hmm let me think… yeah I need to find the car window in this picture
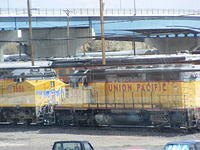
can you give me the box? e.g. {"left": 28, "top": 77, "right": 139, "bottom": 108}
{"left": 54, "top": 143, "right": 63, "bottom": 150}
{"left": 190, "top": 145, "right": 195, "bottom": 150}
{"left": 63, "top": 143, "right": 81, "bottom": 150}
{"left": 53, "top": 143, "right": 81, "bottom": 150}
{"left": 196, "top": 143, "right": 200, "bottom": 150}
{"left": 164, "top": 144, "right": 190, "bottom": 150}
{"left": 84, "top": 143, "right": 93, "bottom": 150}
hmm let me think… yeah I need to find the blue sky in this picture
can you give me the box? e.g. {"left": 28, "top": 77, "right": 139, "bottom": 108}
{"left": 0, "top": 0, "right": 200, "bottom": 9}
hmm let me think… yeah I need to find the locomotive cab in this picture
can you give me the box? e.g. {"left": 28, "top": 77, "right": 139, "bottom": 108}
{"left": 0, "top": 66, "right": 65, "bottom": 125}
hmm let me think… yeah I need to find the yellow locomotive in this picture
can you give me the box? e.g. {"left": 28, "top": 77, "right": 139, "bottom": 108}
{"left": 2, "top": 56, "right": 200, "bottom": 129}
{"left": 0, "top": 62, "right": 65, "bottom": 124}
{"left": 54, "top": 63, "right": 200, "bottom": 128}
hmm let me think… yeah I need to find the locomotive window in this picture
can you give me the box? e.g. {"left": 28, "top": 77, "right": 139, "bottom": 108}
{"left": 44, "top": 68, "right": 51, "bottom": 71}
{"left": 146, "top": 72, "right": 163, "bottom": 81}
{"left": 50, "top": 81, "right": 55, "bottom": 87}
{"left": 0, "top": 71, "right": 8, "bottom": 77}
{"left": 44, "top": 72, "right": 56, "bottom": 78}
{"left": 92, "top": 75, "right": 105, "bottom": 81}
{"left": 164, "top": 72, "right": 180, "bottom": 81}
{"left": 13, "top": 77, "right": 24, "bottom": 83}
{"left": 0, "top": 72, "right": 3, "bottom": 77}
{"left": 70, "top": 81, "right": 79, "bottom": 88}
{"left": 30, "top": 68, "right": 39, "bottom": 72}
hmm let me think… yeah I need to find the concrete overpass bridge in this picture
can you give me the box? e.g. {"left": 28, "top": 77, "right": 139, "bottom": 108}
{"left": 0, "top": 8, "right": 200, "bottom": 33}
{"left": 0, "top": 8, "right": 200, "bottom": 61}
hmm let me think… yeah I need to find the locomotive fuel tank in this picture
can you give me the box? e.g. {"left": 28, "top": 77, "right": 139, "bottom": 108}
{"left": 95, "top": 111, "right": 149, "bottom": 125}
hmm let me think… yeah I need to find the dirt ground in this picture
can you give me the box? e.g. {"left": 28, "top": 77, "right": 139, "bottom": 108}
{"left": 0, "top": 126, "right": 199, "bottom": 150}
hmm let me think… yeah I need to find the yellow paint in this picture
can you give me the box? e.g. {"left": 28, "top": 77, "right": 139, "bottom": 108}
{"left": 100, "top": 81, "right": 196, "bottom": 109}
{"left": 0, "top": 78, "right": 66, "bottom": 107}
{"left": 59, "top": 81, "right": 197, "bottom": 109}
{"left": 1, "top": 78, "right": 200, "bottom": 110}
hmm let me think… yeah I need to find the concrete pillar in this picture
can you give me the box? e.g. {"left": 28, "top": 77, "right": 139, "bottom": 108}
{"left": 192, "top": 37, "right": 200, "bottom": 51}
{"left": 0, "top": 28, "right": 91, "bottom": 59}
{"left": 145, "top": 37, "right": 199, "bottom": 54}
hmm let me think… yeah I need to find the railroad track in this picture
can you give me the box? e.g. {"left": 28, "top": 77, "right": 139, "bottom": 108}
{"left": 0, "top": 122, "right": 197, "bottom": 134}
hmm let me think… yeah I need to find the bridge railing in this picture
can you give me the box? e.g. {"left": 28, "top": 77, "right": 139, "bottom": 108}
{"left": 0, "top": 8, "right": 199, "bottom": 16}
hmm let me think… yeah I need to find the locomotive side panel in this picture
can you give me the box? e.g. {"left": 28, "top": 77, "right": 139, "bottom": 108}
{"left": 54, "top": 67, "right": 200, "bottom": 128}
{"left": 90, "top": 82, "right": 106, "bottom": 106}
{"left": 0, "top": 79, "right": 35, "bottom": 107}
{"left": 34, "top": 79, "right": 66, "bottom": 106}
{"left": 0, "top": 76, "right": 67, "bottom": 124}
{"left": 0, "top": 79, "right": 36, "bottom": 123}
{"left": 57, "top": 81, "right": 196, "bottom": 110}
{"left": 90, "top": 81, "right": 189, "bottom": 110}
{"left": 194, "top": 81, "right": 200, "bottom": 107}
{"left": 33, "top": 79, "right": 66, "bottom": 124}
{"left": 57, "top": 84, "right": 93, "bottom": 109}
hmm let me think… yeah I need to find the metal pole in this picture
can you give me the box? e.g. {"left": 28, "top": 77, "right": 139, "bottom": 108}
{"left": 27, "top": 0, "right": 34, "bottom": 66}
{"left": 133, "top": 0, "right": 136, "bottom": 16}
{"left": 67, "top": 11, "right": 70, "bottom": 57}
{"left": 64, "top": 9, "right": 70, "bottom": 57}
{"left": 7, "top": 0, "right": 10, "bottom": 14}
{"left": 100, "top": 0, "right": 106, "bottom": 65}
{"left": 132, "top": 36, "right": 136, "bottom": 55}
{"left": 133, "top": 0, "right": 136, "bottom": 55}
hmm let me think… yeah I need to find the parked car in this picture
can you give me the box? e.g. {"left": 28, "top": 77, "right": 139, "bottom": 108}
{"left": 52, "top": 141, "right": 94, "bottom": 150}
{"left": 163, "top": 141, "right": 200, "bottom": 150}
{"left": 124, "top": 149, "right": 146, "bottom": 150}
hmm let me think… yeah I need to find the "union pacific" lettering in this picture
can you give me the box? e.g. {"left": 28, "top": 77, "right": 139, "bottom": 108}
{"left": 107, "top": 83, "right": 167, "bottom": 92}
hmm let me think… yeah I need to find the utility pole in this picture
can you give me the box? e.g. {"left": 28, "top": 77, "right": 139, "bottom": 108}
{"left": 7, "top": 0, "right": 10, "bottom": 14}
{"left": 27, "top": 0, "right": 34, "bottom": 66}
{"left": 132, "top": 0, "right": 136, "bottom": 55}
{"left": 100, "top": 0, "right": 106, "bottom": 65}
{"left": 133, "top": 0, "right": 136, "bottom": 16}
{"left": 63, "top": 9, "right": 70, "bottom": 57}
{"left": 132, "top": 33, "right": 136, "bottom": 55}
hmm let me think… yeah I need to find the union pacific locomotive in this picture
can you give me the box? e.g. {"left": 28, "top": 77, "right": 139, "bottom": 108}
{"left": 0, "top": 61, "right": 65, "bottom": 124}
{"left": 54, "top": 63, "right": 200, "bottom": 129}
{"left": 1, "top": 55, "right": 200, "bottom": 129}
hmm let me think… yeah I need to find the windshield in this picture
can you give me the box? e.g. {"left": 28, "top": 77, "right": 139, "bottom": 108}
{"left": 164, "top": 144, "right": 190, "bottom": 150}
{"left": 53, "top": 142, "right": 81, "bottom": 150}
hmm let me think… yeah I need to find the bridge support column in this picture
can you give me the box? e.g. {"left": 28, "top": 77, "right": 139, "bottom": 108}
{"left": 191, "top": 37, "right": 200, "bottom": 51}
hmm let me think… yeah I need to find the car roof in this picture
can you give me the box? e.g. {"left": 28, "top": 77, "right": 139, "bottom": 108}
{"left": 166, "top": 141, "right": 200, "bottom": 145}
{"left": 54, "top": 141, "right": 89, "bottom": 143}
